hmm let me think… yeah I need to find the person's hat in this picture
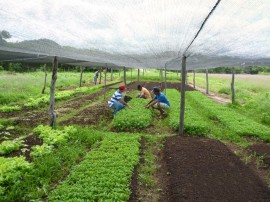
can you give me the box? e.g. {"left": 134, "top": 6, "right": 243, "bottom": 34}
{"left": 119, "top": 85, "right": 127, "bottom": 91}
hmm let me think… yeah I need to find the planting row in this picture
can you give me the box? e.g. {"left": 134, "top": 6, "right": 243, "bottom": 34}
{"left": 0, "top": 126, "right": 103, "bottom": 201}
{"left": 0, "top": 80, "right": 119, "bottom": 112}
{"left": 167, "top": 89, "right": 210, "bottom": 136}
{"left": 112, "top": 98, "right": 153, "bottom": 131}
{"left": 49, "top": 133, "right": 141, "bottom": 201}
{"left": 186, "top": 91, "right": 270, "bottom": 141}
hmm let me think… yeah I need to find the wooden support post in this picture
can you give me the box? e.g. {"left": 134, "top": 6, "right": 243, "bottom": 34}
{"left": 41, "top": 64, "right": 47, "bottom": 94}
{"left": 104, "top": 64, "right": 107, "bottom": 100}
{"left": 164, "top": 64, "right": 167, "bottom": 95}
{"left": 49, "top": 56, "right": 58, "bottom": 128}
{"left": 99, "top": 68, "right": 102, "bottom": 84}
{"left": 124, "top": 67, "right": 127, "bottom": 86}
{"left": 138, "top": 69, "right": 140, "bottom": 82}
{"left": 193, "top": 70, "right": 196, "bottom": 88}
{"left": 79, "top": 66, "right": 83, "bottom": 87}
{"left": 206, "top": 69, "right": 209, "bottom": 94}
{"left": 160, "top": 69, "right": 164, "bottom": 89}
{"left": 130, "top": 68, "right": 132, "bottom": 83}
{"left": 111, "top": 67, "right": 113, "bottom": 81}
{"left": 231, "top": 67, "right": 235, "bottom": 104}
{"left": 179, "top": 56, "right": 186, "bottom": 136}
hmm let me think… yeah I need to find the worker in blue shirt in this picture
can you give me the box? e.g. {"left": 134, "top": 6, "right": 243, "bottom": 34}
{"left": 145, "top": 87, "right": 170, "bottom": 119}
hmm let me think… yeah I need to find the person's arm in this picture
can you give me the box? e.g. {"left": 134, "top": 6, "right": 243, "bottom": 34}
{"left": 145, "top": 98, "right": 158, "bottom": 108}
{"left": 145, "top": 99, "right": 158, "bottom": 108}
{"left": 119, "top": 99, "right": 131, "bottom": 108}
{"left": 145, "top": 98, "right": 155, "bottom": 106}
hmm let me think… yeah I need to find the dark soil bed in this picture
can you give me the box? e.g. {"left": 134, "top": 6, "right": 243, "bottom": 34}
{"left": 160, "top": 136, "right": 270, "bottom": 202}
{"left": 60, "top": 102, "right": 112, "bottom": 126}
{"left": 14, "top": 111, "right": 49, "bottom": 128}
{"left": 4, "top": 134, "right": 43, "bottom": 162}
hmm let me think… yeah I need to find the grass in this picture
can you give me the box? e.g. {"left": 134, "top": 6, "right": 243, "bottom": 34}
{"left": 0, "top": 71, "right": 120, "bottom": 105}
{"left": 121, "top": 69, "right": 181, "bottom": 82}
{"left": 137, "top": 134, "right": 167, "bottom": 202}
{"left": 189, "top": 73, "right": 270, "bottom": 126}
{"left": 1, "top": 70, "right": 270, "bottom": 201}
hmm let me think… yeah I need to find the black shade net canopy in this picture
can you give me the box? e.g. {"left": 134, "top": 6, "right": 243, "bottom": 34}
{"left": 0, "top": 0, "right": 270, "bottom": 70}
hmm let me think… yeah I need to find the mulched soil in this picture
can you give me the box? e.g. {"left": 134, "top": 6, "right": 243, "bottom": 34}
{"left": 4, "top": 134, "right": 43, "bottom": 162}
{"left": 14, "top": 111, "right": 50, "bottom": 128}
{"left": 0, "top": 128, "right": 22, "bottom": 144}
{"left": 2, "top": 90, "right": 109, "bottom": 128}
{"left": 60, "top": 102, "right": 112, "bottom": 126}
{"left": 159, "top": 135, "right": 270, "bottom": 202}
{"left": 249, "top": 143, "right": 270, "bottom": 167}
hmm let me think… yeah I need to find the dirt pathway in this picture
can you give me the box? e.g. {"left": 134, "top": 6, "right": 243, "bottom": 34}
{"left": 187, "top": 83, "right": 231, "bottom": 104}
{"left": 160, "top": 136, "right": 270, "bottom": 202}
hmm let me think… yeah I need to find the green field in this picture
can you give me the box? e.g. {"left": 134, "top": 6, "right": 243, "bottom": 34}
{"left": 1, "top": 70, "right": 270, "bottom": 201}
{"left": 188, "top": 73, "right": 270, "bottom": 126}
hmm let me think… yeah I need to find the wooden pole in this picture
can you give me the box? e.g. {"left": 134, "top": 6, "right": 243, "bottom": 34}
{"left": 179, "top": 56, "right": 186, "bottom": 136}
{"left": 164, "top": 64, "right": 167, "bottom": 95}
{"left": 124, "top": 67, "right": 127, "bottom": 86}
{"left": 231, "top": 67, "right": 235, "bottom": 104}
{"left": 111, "top": 67, "right": 113, "bottom": 81}
{"left": 41, "top": 64, "right": 47, "bottom": 94}
{"left": 99, "top": 68, "right": 102, "bottom": 84}
{"left": 193, "top": 70, "right": 196, "bottom": 88}
{"left": 130, "top": 68, "right": 132, "bottom": 83}
{"left": 206, "top": 69, "right": 209, "bottom": 94}
{"left": 49, "top": 56, "right": 58, "bottom": 128}
{"left": 79, "top": 66, "right": 83, "bottom": 87}
{"left": 160, "top": 69, "right": 164, "bottom": 89}
{"left": 104, "top": 64, "right": 107, "bottom": 100}
{"left": 138, "top": 68, "right": 140, "bottom": 82}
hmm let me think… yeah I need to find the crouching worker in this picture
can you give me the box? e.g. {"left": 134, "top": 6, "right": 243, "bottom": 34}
{"left": 136, "top": 85, "right": 151, "bottom": 99}
{"left": 108, "top": 85, "right": 131, "bottom": 116}
{"left": 145, "top": 87, "right": 170, "bottom": 119}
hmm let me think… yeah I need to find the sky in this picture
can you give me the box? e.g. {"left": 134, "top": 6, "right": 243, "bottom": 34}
{"left": 0, "top": 0, "right": 270, "bottom": 59}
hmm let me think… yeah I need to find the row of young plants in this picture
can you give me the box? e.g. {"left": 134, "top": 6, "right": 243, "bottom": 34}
{"left": 0, "top": 125, "right": 27, "bottom": 155}
{"left": 0, "top": 139, "right": 23, "bottom": 155}
{"left": 0, "top": 80, "right": 119, "bottom": 112}
{"left": 49, "top": 133, "right": 141, "bottom": 201}
{"left": 166, "top": 89, "right": 210, "bottom": 136}
{"left": 186, "top": 91, "right": 270, "bottom": 141}
{"left": 112, "top": 98, "right": 153, "bottom": 131}
{"left": 0, "top": 126, "right": 103, "bottom": 201}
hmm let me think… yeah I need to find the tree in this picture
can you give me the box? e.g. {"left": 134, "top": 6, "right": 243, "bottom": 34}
{"left": 0, "top": 30, "right": 11, "bottom": 44}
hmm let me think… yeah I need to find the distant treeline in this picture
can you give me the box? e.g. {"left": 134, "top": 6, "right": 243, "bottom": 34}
{"left": 194, "top": 66, "right": 270, "bottom": 74}
{"left": 0, "top": 62, "right": 104, "bottom": 73}
{"left": 1, "top": 62, "right": 270, "bottom": 74}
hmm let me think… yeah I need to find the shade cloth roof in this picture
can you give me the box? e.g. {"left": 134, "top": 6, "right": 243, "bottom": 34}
{"left": 0, "top": 0, "right": 270, "bottom": 70}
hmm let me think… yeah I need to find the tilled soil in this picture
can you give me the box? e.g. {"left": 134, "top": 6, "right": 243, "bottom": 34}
{"left": 60, "top": 102, "right": 112, "bottom": 126}
{"left": 160, "top": 136, "right": 270, "bottom": 202}
{"left": 4, "top": 134, "right": 43, "bottom": 162}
